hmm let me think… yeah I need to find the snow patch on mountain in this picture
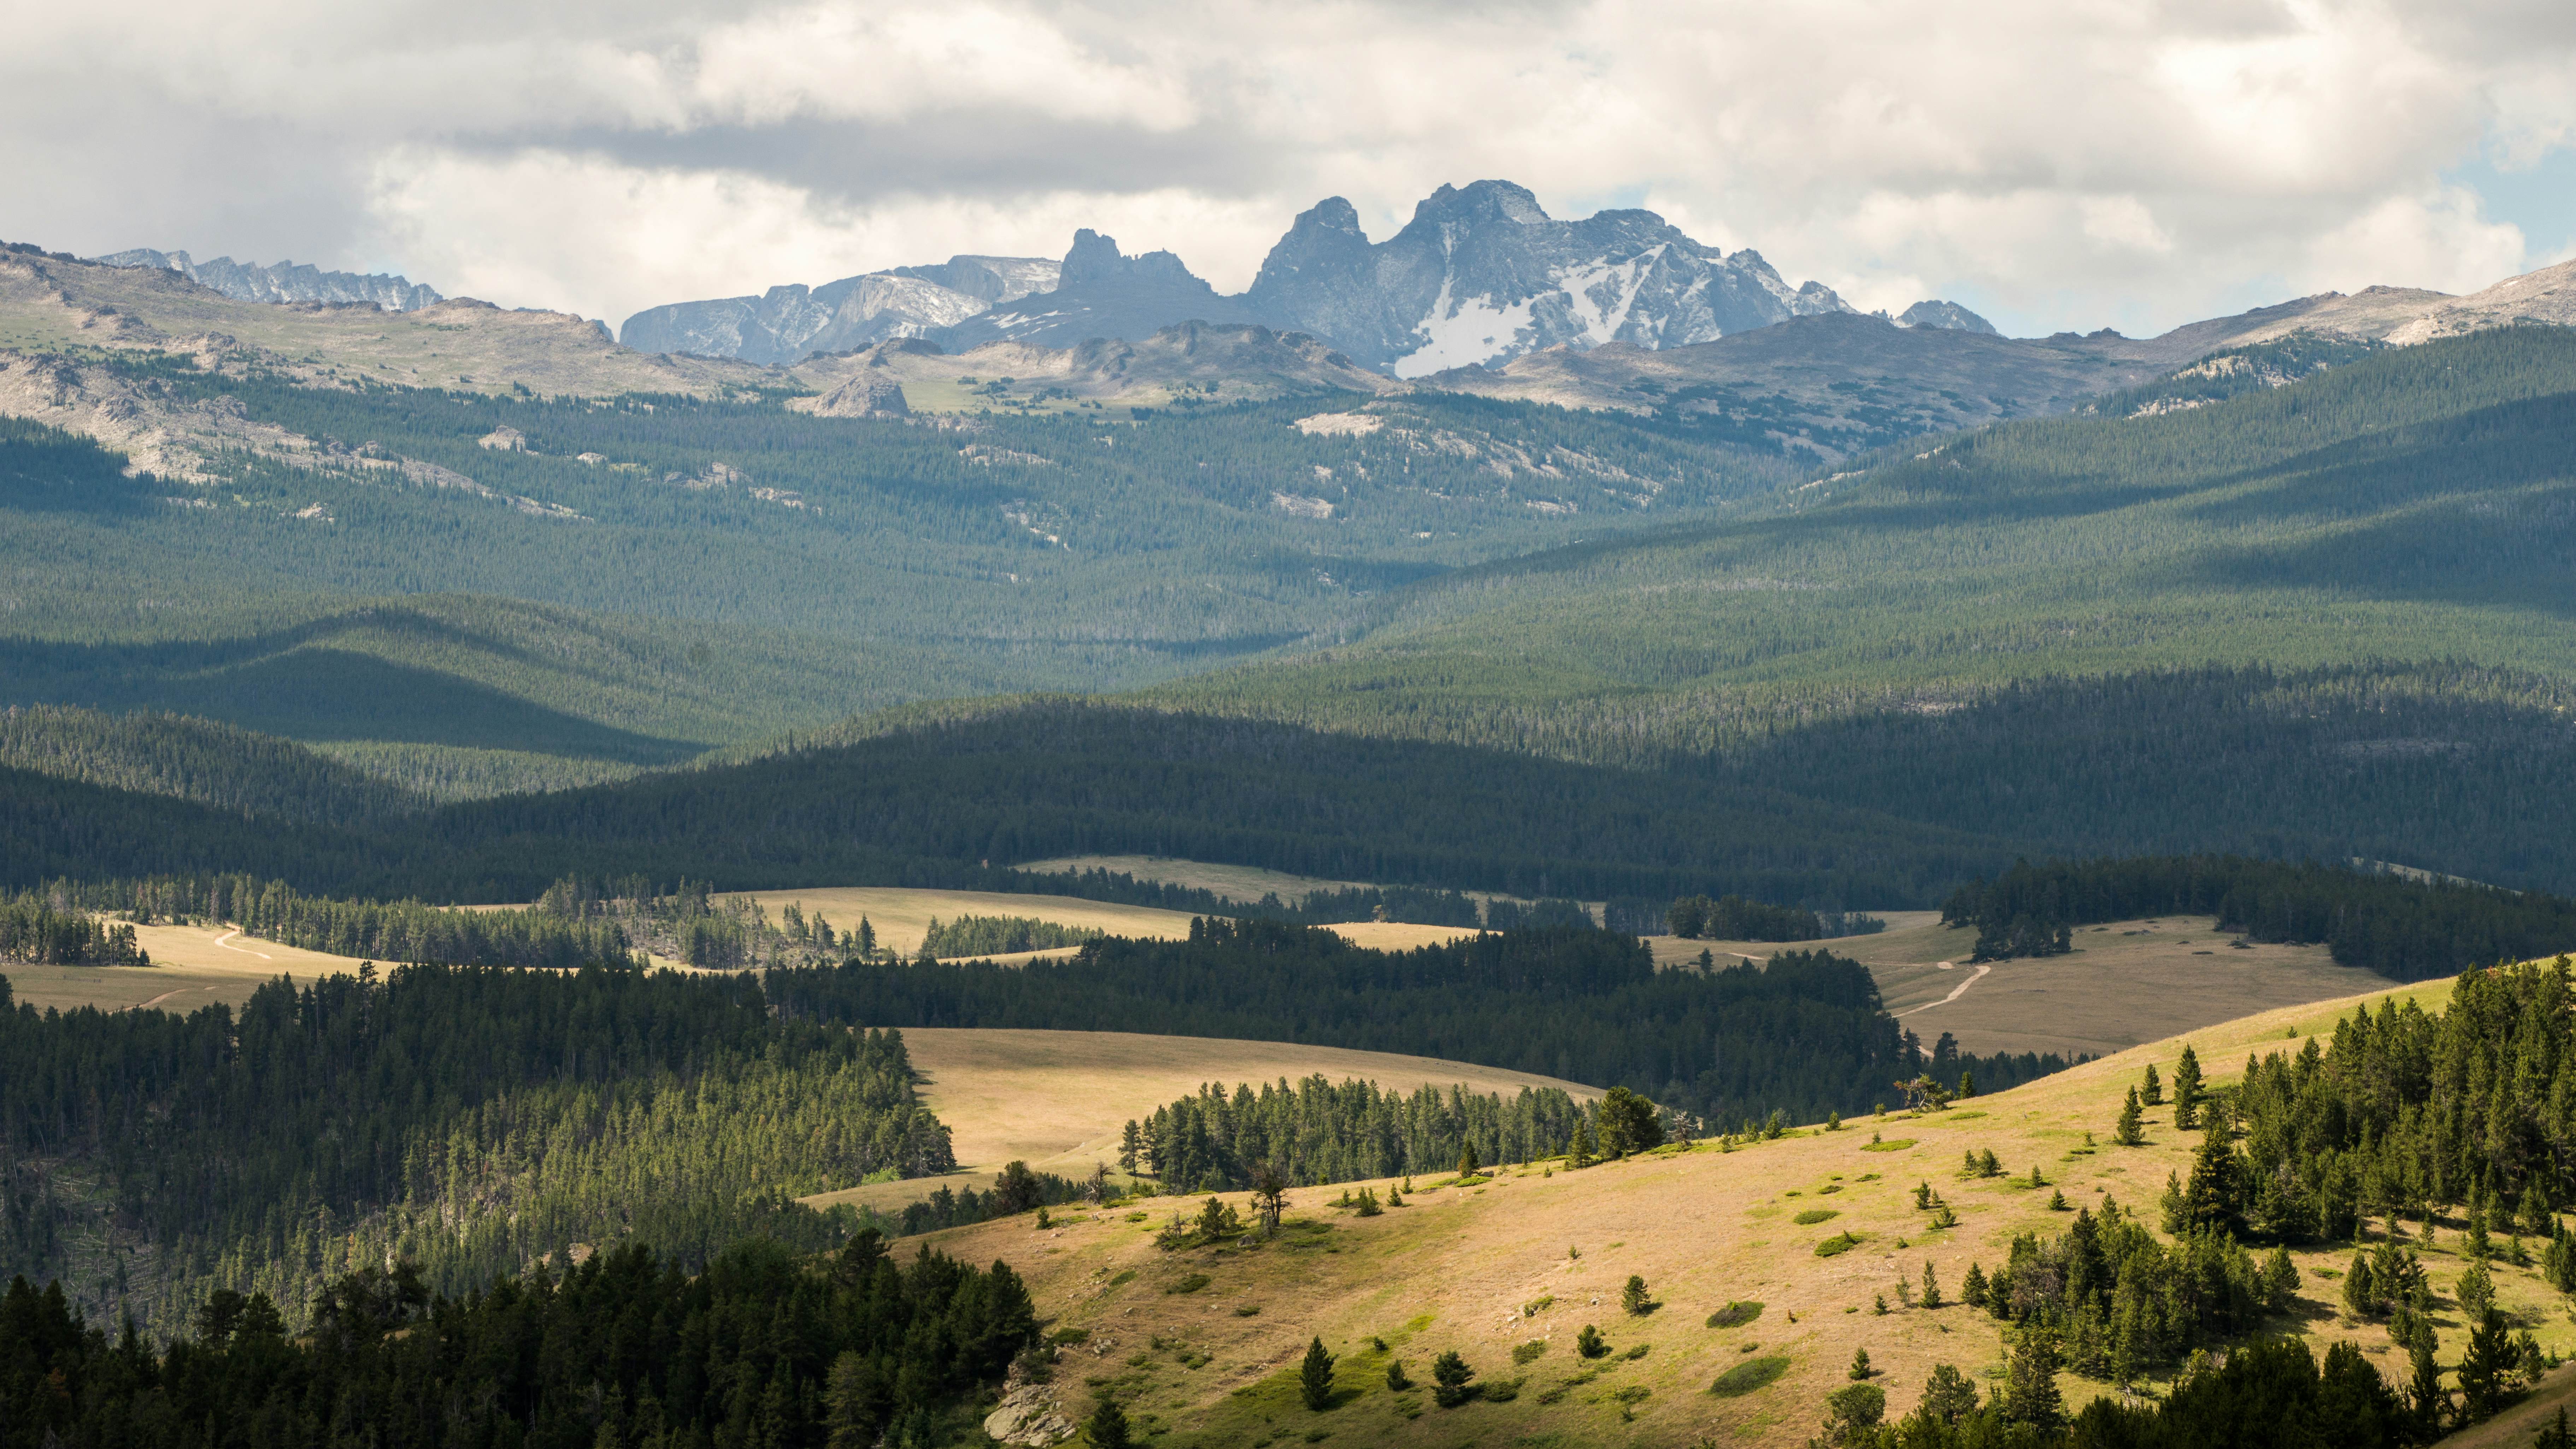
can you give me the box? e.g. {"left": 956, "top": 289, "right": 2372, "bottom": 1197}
{"left": 1397, "top": 277, "right": 1543, "bottom": 378}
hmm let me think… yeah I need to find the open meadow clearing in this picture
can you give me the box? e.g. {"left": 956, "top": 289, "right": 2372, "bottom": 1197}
{"left": 1661, "top": 914, "right": 2389, "bottom": 1060}
{"left": 800, "top": 1029, "right": 1596, "bottom": 1216}
{"left": 928, "top": 973, "right": 2554, "bottom": 1448}
{"left": 1, "top": 922, "right": 374, "bottom": 1013}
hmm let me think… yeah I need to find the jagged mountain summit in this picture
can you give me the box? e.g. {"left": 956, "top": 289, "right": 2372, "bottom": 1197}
{"left": 91, "top": 248, "right": 442, "bottom": 312}
{"left": 1895, "top": 300, "right": 1998, "bottom": 334}
{"left": 618, "top": 183, "right": 1938, "bottom": 372}
{"left": 1246, "top": 181, "right": 1856, "bottom": 374}
{"left": 619, "top": 254, "right": 1058, "bottom": 364}
{"left": 926, "top": 230, "right": 1262, "bottom": 352}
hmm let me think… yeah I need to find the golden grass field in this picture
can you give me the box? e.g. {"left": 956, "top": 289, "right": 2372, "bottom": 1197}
{"left": 922, "top": 973, "right": 2566, "bottom": 1448}
{"left": 1664, "top": 914, "right": 2388, "bottom": 1060}
{"left": 802, "top": 1030, "right": 1596, "bottom": 1217}
{"left": 0, "top": 922, "right": 376, "bottom": 1014}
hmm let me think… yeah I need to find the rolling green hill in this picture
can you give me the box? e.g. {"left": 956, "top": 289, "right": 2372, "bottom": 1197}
{"left": 0, "top": 357, "right": 1797, "bottom": 787}
{"left": 1144, "top": 326, "right": 2576, "bottom": 753}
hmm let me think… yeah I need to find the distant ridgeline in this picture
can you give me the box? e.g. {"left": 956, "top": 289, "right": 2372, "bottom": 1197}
{"left": 0, "top": 965, "right": 953, "bottom": 1338}
{"left": 1940, "top": 855, "right": 2576, "bottom": 980}
{"left": 766, "top": 920, "right": 2077, "bottom": 1129}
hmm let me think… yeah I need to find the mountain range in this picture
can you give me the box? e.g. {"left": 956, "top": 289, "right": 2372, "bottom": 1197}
{"left": 616, "top": 181, "right": 1992, "bottom": 373}
{"left": 90, "top": 247, "right": 443, "bottom": 312}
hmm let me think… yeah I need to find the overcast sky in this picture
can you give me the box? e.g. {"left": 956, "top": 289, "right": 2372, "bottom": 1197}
{"left": 10, "top": 0, "right": 2575, "bottom": 339}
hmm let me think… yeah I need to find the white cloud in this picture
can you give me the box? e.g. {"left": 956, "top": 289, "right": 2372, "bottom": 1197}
{"left": 11, "top": 0, "right": 2576, "bottom": 337}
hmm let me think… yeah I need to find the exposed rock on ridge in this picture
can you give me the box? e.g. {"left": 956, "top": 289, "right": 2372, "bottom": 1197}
{"left": 621, "top": 255, "right": 1059, "bottom": 365}
{"left": 927, "top": 231, "right": 1262, "bottom": 352}
{"left": 92, "top": 248, "right": 442, "bottom": 312}
{"left": 1245, "top": 181, "right": 1856, "bottom": 375}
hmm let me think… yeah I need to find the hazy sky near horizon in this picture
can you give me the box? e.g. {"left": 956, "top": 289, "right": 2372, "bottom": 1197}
{"left": 10, "top": 0, "right": 2575, "bottom": 339}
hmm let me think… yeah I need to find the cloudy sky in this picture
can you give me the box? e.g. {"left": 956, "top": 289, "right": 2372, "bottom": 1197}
{"left": 10, "top": 0, "right": 2575, "bottom": 339}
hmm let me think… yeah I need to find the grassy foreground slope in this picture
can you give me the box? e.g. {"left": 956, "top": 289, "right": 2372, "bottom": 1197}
{"left": 925, "top": 972, "right": 2530, "bottom": 1448}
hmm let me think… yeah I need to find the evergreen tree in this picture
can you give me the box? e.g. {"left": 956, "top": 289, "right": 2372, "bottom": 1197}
{"left": 2142, "top": 1062, "right": 2163, "bottom": 1106}
{"left": 1118, "top": 1119, "right": 1141, "bottom": 1173}
{"left": 1300, "top": 1336, "right": 1337, "bottom": 1410}
{"left": 2460, "top": 1308, "right": 2515, "bottom": 1424}
{"left": 1919, "top": 1363, "right": 1979, "bottom": 1425}
{"left": 1385, "top": 1359, "right": 1411, "bottom": 1391}
{"left": 1960, "top": 1262, "right": 1989, "bottom": 1311}
{"left": 1849, "top": 1346, "right": 1874, "bottom": 1380}
{"left": 2004, "top": 1327, "right": 2064, "bottom": 1430}
{"left": 1577, "top": 1324, "right": 1608, "bottom": 1358}
{"left": 1458, "top": 1143, "right": 1480, "bottom": 1178}
{"left": 1623, "top": 1275, "right": 1653, "bottom": 1315}
{"left": 2114, "top": 1087, "right": 2145, "bottom": 1146}
{"left": 2180, "top": 1118, "right": 2247, "bottom": 1235}
{"left": 2408, "top": 1331, "right": 2447, "bottom": 1437}
{"left": 2341, "top": 1251, "right": 2375, "bottom": 1318}
{"left": 2458, "top": 1259, "right": 2496, "bottom": 1320}
{"left": 1921, "top": 1261, "right": 1942, "bottom": 1309}
{"left": 1086, "top": 1397, "right": 1133, "bottom": 1449}
{"left": 1431, "top": 1350, "right": 1476, "bottom": 1407}
{"left": 2173, "top": 1044, "right": 2204, "bottom": 1131}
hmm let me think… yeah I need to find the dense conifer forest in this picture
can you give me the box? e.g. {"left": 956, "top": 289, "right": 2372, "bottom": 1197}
{"left": 0, "top": 1233, "right": 1037, "bottom": 1449}
{"left": 0, "top": 966, "right": 951, "bottom": 1336}
{"left": 765, "top": 922, "right": 2078, "bottom": 1127}
{"left": 1125, "top": 1077, "right": 1599, "bottom": 1192}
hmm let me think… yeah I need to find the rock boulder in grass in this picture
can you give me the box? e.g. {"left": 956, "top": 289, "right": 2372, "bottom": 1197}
{"left": 982, "top": 1383, "right": 1076, "bottom": 1445}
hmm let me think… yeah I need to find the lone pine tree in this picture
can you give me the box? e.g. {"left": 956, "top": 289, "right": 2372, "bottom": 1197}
{"left": 1300, "top": 1336, "right": 1336, "bottom": 1410}
{"left": 2173, "top": 1044, "right": 2204, "bottom": 1130}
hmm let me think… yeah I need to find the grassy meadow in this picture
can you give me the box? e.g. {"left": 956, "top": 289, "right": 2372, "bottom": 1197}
{"left": 1658, "top": 914, "right": 2381, "bottom": 1059}
{"left": 923, "top": 975, "right": 2543, "bottom": 1448}
{"left": 801, "top": 1029, "right": 1596, "bottom": 1216}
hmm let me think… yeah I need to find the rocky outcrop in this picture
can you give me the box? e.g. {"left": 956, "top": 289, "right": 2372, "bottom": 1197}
{"left": 928, "top": 231, "right": 1261, "bottom": 352}
{"left": 620, "top": 256, "right": 1058, "bottom": 364}
{"left": 1245, "top": 181, "right": 1855, "bottom": 375}
{"left": 1896, "top": 300, "right": 1998, "bottom": 335}
{"left": 2383, "top": 258, "right": 2576, "bottom": 346}
{"left": 91, "top": 249, "right": 442, "bottom": 312}
{"left": 787, "top": 322, "right": 1400, "bottom": 408}
{"left": 802, "top": 377, "right": 911, "bottom": 418}
{"left": 982, "top": 1383, "right": 1075, "bottom": 1446}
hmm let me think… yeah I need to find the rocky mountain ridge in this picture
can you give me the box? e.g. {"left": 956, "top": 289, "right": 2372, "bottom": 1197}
{"left": 619, "top": 182, "right": 1988, "bottom": 373}
{"left": 91, "top": 248, "right": 442, "bottom": 312}
{"left": 619, "top": 254, "right": 1060, "bottom": 364}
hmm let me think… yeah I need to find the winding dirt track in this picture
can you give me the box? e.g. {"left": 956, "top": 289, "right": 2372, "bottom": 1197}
{"left": 1893, "top": 960, "right": 1991, "bottom": 1017}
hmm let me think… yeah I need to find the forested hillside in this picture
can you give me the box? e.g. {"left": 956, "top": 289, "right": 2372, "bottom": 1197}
{"left": 0, "top": 365, "right": 1790, "bottom": 785}
{"left": 1144, "top": 327, "right": 2576, "bottom": 788}
{"left": 765, "top": 921, "right": 2080, "bottom": 1129}
{"left": 0, "top": 965, "right": 951, "bottom": 1336}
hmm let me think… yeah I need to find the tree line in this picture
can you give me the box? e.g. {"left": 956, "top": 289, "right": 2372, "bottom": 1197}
{"left": 1939, "top": 855, "right": 2576, "bottom": 979}
{"left": 921, "top": 913, "right": 1100, "bottom": 958}
{"left": 0, "top": 897, "right": 147, "bottom": 965}
{"left": 764, "top": 920, "right": 2078, "bottom": 1128}
{"left": 0, "top": 1232, "right": 1036, "bottom": 1449}
{"left": 1124, "top": 1076, "right": 1599, "bottom": 1192}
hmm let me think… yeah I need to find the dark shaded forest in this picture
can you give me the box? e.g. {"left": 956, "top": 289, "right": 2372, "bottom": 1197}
{"left": 764, "top": 921, "right": 2078, "bottom": 1127}
{"left": 0, "top": 1233, "right": 1037, "bottom": 1449}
